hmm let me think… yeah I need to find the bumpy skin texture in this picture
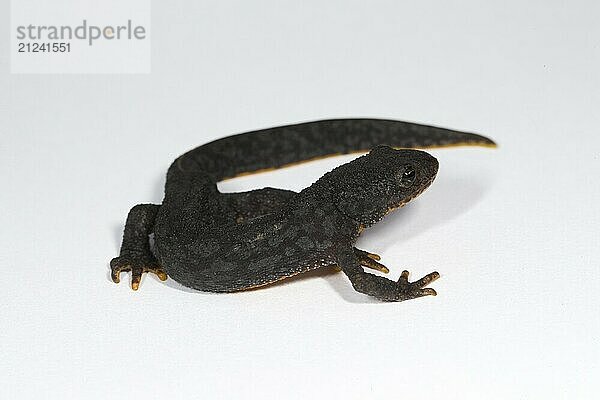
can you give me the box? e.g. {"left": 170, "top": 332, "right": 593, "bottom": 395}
{"left": 111, "top": 118, "right": 495, "bottom": 302}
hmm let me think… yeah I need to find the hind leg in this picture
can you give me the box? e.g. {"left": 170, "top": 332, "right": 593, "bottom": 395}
{"left": 111, "top": 204, "right": 168, "bottom": 290}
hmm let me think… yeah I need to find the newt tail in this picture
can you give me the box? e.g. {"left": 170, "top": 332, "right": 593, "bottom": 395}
{"left": 171, "top": 118, "right": 495, "bottom": 182}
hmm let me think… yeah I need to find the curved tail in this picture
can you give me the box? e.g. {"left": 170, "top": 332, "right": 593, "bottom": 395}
{"left": 173, "top": 118, "right": 495, "bottom": 181}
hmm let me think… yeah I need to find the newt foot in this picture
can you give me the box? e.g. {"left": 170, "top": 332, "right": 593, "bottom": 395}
{"left": 110, "top": 256, "right": 167, "bottom": 290}
{"left": 354, "top": 248, "right": 388, "bottom": 273}
{"left": 395, "top": 270, "right": 439, "bottom": 301}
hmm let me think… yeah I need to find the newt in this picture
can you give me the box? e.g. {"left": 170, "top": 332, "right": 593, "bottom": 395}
{"left": 111, "top": 118, "right": 495, "bottom": 302}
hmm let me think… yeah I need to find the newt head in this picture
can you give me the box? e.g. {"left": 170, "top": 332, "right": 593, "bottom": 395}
{"left": 331, "top": 145, "right": 439, "bottom": 229}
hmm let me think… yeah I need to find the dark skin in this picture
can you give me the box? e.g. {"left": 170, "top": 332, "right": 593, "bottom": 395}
{"left": 111, "top": 118, "right": 495, "bottom": 302}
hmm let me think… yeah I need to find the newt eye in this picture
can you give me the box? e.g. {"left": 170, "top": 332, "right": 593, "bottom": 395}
{"left": 399, "top": 165, "right": 416, "bottom": 186}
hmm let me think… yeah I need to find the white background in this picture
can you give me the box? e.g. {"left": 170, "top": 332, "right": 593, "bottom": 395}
{"left": 1, "top": 1, "right": 599, "bottom": 399}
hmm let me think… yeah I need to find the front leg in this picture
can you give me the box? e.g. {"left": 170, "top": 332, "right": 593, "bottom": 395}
{"left": 337, "top": 246, "right": 439, "bottom": 302}
{"left": 111, "top": 204, "right": 167, "bottom": 290}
